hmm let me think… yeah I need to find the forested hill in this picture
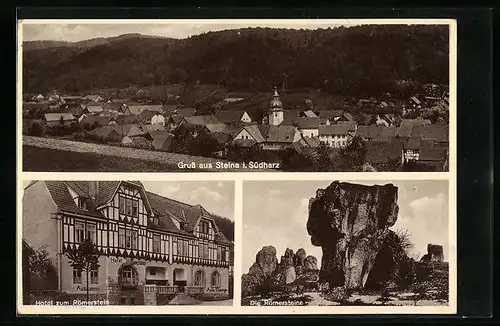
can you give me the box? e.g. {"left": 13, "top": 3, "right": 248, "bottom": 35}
{"left": 23, "top": 25, "right": 449, "bottom": 98}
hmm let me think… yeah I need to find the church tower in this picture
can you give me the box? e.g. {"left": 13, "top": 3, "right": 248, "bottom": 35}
{"left": 268, "top": 87, "right": 284, "bottom": 126}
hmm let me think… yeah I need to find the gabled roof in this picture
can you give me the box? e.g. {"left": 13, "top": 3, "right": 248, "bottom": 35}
{"left": 419, "top": 140, "right": 448, "bottom": 161}
{"left": 205, "top": 123, "right": 228, "bottom": 133}
{"left": 357, "top": 126, "right": 397, "bottom": 141}
{"left": 214, "top": 110, "right": 247, "bottom": 123}
{"left": 397, "top": 119, "right": 432, "bottom": 138}
{"left": 45, "top": 181, "right": 105, "bottom": 218}
{"left": 142, "top": 124, "right": 165, "bottom": 134}
{"left": 297, "top": 136, "right": 321, "bottom": 148}
{"left": 152, "top": 132, "right": 174, "bottom": 151}
{"left": 411, "top": 124, "right": 449, "bottom": 143}
{"left": 319, "top": 110, "right": 344, "bottom": 119}
{"left": 183, "top": 115, "right": 221, "bottom": 126}
{"left": 231, "top": 138, "right": 257, "bottom": 148}
{"left": 365, "top": 140, "right": 403, "bottom": 164}
{"left": 319, "top": 124, "right": 352, "bottom": 136}
{"left": 291, "top": 117, "right": 320, "bottom": 129}
{"left": 90, "top": 126, "right": 120, "bottom": 139}
{"left": 137, "top": 110, "right": 158, "bottom": 122}
{"left": 85, "top": 105, "right": 103, "bottom": 113}
{"left": 80, "top": 115, "right": 115, "bottom": 127}
{"left": 236, "top": 124, "right": 265, "bottom": 143}
{"left": 175, "top": 108, "right": 197, "bottom": 117}
{"left": 301, "top": 110, "right": 317, "bottom": 118}
{"left": 167, "top": 115, "right": 184, "bottom": 124}
{"left": 259, "top": 125, "right": 298, "bottom": 143}
{"left": 127, "top": 105, "right": 163, "bottom": 115}
{"left": 44, "top": 113, "right": 76, "bottom": 122}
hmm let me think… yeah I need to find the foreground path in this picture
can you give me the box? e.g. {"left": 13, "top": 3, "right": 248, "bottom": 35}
{"left": 23, "top": 136, "right": 272, "bottom": 172}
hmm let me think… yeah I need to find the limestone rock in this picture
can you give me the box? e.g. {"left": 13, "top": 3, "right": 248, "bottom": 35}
{"left": 280, "top": 266, "right": 297, "bottom": 284}
{"left": 294, "top": 248, "right": 307, "bottom": 266}
{"left": 280, "top": 248, "right": 295, "bottom": 266}
{"left": 303, "top": 255, "right": 318, "bottom": 270}
{"left": 248, "top": 245, "right": 278, "bottom": 277}
{"left": 307, "top": 181, "right": 399, "bottom": 289}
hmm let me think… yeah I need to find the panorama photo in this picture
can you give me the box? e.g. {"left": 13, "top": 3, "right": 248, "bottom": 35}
{"left": 20, "top": 20, "right": 451, "bottom": 172}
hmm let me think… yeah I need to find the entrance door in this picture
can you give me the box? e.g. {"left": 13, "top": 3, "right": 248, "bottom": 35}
{"left": 173, "top": 268, "right": 187, "bottom": 292}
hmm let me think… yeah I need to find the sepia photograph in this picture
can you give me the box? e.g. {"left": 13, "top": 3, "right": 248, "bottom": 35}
{"left": 21, "top": 180, "right": 235, "bottom": 306}
{"left": 20, "top": 20, "right": 452, "bottom": 172}
{"left": 241, "top": 180, "right": 453, "bottom": 309}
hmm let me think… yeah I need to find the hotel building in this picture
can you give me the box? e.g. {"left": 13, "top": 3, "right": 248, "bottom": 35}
{"left": 22, "top": 180, "right": 234, "bottom": 305}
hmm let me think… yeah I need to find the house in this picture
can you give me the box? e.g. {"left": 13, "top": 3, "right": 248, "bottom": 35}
{"left": 165, "top": 115, "right": 184, "bottom": 132}
{"left": 410, "top": 124, "right": 449, "bottom": 144}
{"left": 365, "top": 140, "right": 404, "bottom": 170}
{"left": 43, "top": 113, "right": 77, "bottom": 127}
{"left": 89, "top": 126, "right": 122, "bottom": 142}
{"left": 300, "top": 110, "right": 317, "bottom": 118}
{"left": 283, "top": 117, "right": 320, "bottom": 138}
{"left": 83, "top": 95, "right": 105, "bottom": 102}
{"left": 357, "top": 126, "right": 397, "bottom": 142}
{"left": 318, "top": 124, "right": 353, "bottom": 148}
{"left": 116, "top": 114, "right": 139, "bottom": 125}
{"left": 152, "top": 132, "right": 174, "bottom": 151}
{"left": 418, "top": 140, "right": 449, "bottom": 171}
{"left": 32, "top": 94, "right": 45, "bottom": 101}
{"left": 396, "top": 118, "right": 432, "bottom": 138}
{"left": 142, "top": 124, "right": 165, "bottom": 136}
{"left": 125, "top": 105, "right": 163, "bottom": 116}
{"left": 181, "top": 115, "right": 221, "bottom": 127}
{"left": 137, "top": 110, "right": 159, "bottom": 124}
{"left": 258, "top": 125, "right": 302, "bottom": 151}
{"left": 22, "top": 181, "right": 233, "bottom": 304}
{"left": 214, "top": 110, "right": 252, "bottom": 124}
{"left": 80, "top": 115, "right": 117, "bottom": 129}
{"left": 62, "top": 104, "right": 85, "bottom": 119}
{"left": 85, "top": 105, "right": 104, "bottom": 115}
{"left": 232, "top": 125, "right": 265, "bottom": 144}
{"left": 402, "top": 137, "right": 422, "bottom": 163}
{"left": 319, "top": 110, "right": 344, "bottom": 125}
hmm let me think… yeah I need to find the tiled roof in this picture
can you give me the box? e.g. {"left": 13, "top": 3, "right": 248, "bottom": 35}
{"left": 411, "top": 124, "right": 449, "bottom": 143}
{"left": 80, "top": 115, "right": 114, "bottom": 127}
{"left": 175, "top": 108, "right": 197, "bottom": 117}
{"left": 152, "top": 132, "right": 174, "bottom": 151}
{"left": 299, "top": 136, "right": 321, "bottom": 147}
{"left": 292, "top": 117, "right": 320, "bottom": 129}
{"left": 44, "top": 113, "right": 76, "bottom": 122}
{"left": 205, "top": 123, "right": 228, "bottom": 133}
{"left": 357, "top": 126, "right": 397, "bottom": 141}
{"left": 89, "top": 126, "right": 120, "bottom": 139}
{"left": 86, "top": 105, "right": 103, "bottom": 113}
{"left": 214, "top": 110, "right": 247, "bottom": 123}
{"left": 232, "top": 138, "right": 257, "bottom": 148}
{"left": 419, "top": 140, "right": 448, "bottom": 161}
{"left": 397, "top": 119, "right": 431, "bottom": 138}
{"left": 239, "top": 125, "right": 265, "bottom": 143}
{"left": 211, "top": 132, "right": 232, "bottom": 145}
{"left": 184, "top": 115, "right": 221, "bottom": 126}
{"left": 301, "top": 110, "right": 317, "bottom": 118}
{"left": 319, "top": 110, "right": 344, "bottom": 119}
{"left": 45, "top": 181, "right": 105, "bottom": 218}
{"left": 127, "top": 105, "right": 163, "bottom": 115}
{"left": 24, "top": 102, "right": 50, "bottom": 110}
{"left": 137, "top": 110, "right": 158, "bottom": 122}
{"left": 257, "top": 125, "right": 296, "bottom": 143}
{"left": 319, "top": 124, "right": 352, "bottom": 136}
{"left": 365, "top": 140, "right": 403, "bottom": 164}
{"left": 142, "top": 124, "right": 165, "bottom": 134}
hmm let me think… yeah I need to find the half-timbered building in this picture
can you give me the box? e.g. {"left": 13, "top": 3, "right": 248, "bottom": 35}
{"left": 22, "top": 181, "right": 233, "bottom": 305}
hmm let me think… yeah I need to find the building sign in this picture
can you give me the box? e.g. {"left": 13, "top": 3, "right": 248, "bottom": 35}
{"left": 110, "top": 257, "right": 146, "bottom": 265}
{"left": 207, "top": 287, "right": 228, "bottom": 293}
{"left": 75, "top": 286, "right": 100, "bottom": 292}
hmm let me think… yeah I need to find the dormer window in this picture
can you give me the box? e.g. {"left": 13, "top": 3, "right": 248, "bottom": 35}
{"left": 199, "top": 220, "right": 210, "bottom": 235}
{"left": 151, "top": 216, "right": 159, "bottom": 225}
{"left": 77, "top": 197, "right": 88, "bottom": 210}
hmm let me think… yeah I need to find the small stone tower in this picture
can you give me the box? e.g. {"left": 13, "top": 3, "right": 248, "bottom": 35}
{"left": 268, "top": 87, "right": 284, "bottom": 126}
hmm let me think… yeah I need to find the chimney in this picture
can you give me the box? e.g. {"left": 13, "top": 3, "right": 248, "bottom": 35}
{"left": 88, "top": 181, "right": 99, "bottom": 200}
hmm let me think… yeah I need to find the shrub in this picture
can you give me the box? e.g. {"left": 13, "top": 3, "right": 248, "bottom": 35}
{"left": 28, "top": 120, "right": 46, "bottom": 136}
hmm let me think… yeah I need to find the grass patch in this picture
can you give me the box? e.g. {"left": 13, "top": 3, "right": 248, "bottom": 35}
{"left": 23, "top": 146, "right": 182, "bottom": 172}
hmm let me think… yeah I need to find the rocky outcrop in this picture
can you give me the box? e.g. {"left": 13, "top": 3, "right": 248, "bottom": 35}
{"left": 303, "top": 255, "right": 318, "bottom": 270}
{"left": 307, "top": 181, "right": 399, "bottom": 290}
{"left": 242, "top": 246, "right": 319, "bottom": 297}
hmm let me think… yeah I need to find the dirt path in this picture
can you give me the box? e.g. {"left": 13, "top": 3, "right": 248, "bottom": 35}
{"left": 23, "top": 136, "right": 272, "bottom": 172}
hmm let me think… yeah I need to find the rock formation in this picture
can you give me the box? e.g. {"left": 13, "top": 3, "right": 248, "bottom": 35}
{"left": 307, "top": 181, "right": 399, "bottom": 290}
{"left": 241, "top": 246, "right": 319, "bottom": 297}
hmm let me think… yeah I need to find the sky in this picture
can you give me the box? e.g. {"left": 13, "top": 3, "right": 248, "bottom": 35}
{"left": 22, "top": 21, "right": 352, "bottom": 42}
{"left": 242, "top": 180, "right": 449, "bottom": 273}
{"left": 22, "top": 180, "right": 234, "bottom": 221}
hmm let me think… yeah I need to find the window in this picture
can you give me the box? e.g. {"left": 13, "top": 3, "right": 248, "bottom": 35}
{"left": 122, "top": 266, "right": 133, "bottom": 285}
{"left": 194, "top": 270, "right": 205, "bottom": 286}
{"left": 217, "top": 247, "right": 222, "bottom": 261}
{"left": 73, "top": 268, "right": 82, "bottom": 284}
{"left": 198, "top": 243, "right": 209, "bottom": 259}
{"left": 78, "top": 197, "right": 88, "bottom": 210}
{"left": 153, "top": 234, "right": 161, "bottom": 253}
{"left": 199, "top": 220, "right": 209, "bottom": 234}
{"left": 119, "top": 195, "right": 139, "bottom": 217}
{"left": 90, "top": 269, "right": 99, "bottom": 284}
{"left": 86, "top": 224, "right": 97, "bottom": 244}
{"left": 221, "top": 247, "right": 227, "bottom": 262}
{"left": 119, "top": 228, "right": 138, "bottom": 249}
{"left": 211, "top": 271, "right": 221, "bottom": 287}
{"left": 75, "top": 222, "right": 85, "bottom": 243}
{"left": 177, "top": 239, "right": 189, "bottom": 256}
